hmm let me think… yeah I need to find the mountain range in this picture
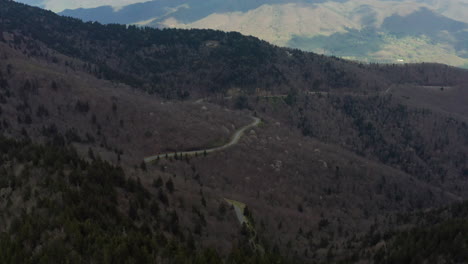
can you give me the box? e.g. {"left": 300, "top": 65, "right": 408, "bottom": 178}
{"left": 1, "top": 0, "right": 468, "bottom": 263}
{"left": 57, "top": 0, "right": 468, "bottom": 68}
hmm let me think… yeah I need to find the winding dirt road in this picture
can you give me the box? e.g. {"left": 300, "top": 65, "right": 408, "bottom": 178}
{"left": 144, "top": 116, "right": 261, "bottom": 163}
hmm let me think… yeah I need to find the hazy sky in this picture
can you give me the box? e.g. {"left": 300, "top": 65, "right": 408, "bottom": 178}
{"left": 15, "top": 0, "right": 151, "bottom": 12}
{"left": 17, "top": 0, "right": 468, "bottom": 13}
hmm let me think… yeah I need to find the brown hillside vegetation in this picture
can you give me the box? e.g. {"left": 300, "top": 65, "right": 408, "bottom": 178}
{"left": 0, "top": 40, "right": 250, "bottom": 164}
{"left": 1, "top": 1, "right": 468, "bottom": 263}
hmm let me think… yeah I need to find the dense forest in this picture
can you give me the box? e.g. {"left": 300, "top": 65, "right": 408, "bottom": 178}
{"left": 259, "top": 93, "right": 468, "bottom": 196}
{"left": 356, "top": 201, "right": 468, "bottom": 263}
{"left": 1, "top": 1, "right": 467, "bottom": 99}
{"left": 0, "top": 0, "right": 468, "bottom": 263}
{"left": 0, "top": 135, "right": 291, "bottom": 263}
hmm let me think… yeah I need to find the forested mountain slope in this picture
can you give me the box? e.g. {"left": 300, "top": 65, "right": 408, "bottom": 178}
{"left": 1, "top": 1, "right": 468, "bottom": 263}
{"left": 5, "top": 1, "right": 468, "bottom": 99}
{"left": 57, "top": 0, "right": 468, "bottom": 68}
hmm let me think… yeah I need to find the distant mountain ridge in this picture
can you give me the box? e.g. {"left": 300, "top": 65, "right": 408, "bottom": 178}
{"left": 59, "top": 0, "right": 468, "bottom": 67}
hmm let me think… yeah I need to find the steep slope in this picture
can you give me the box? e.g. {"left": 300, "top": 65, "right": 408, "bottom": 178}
{"left": 0, "top": 135, "right": 292, "bottom": 263}
{"left": 0, "top": 39, "right": 250, "bottom": 165}
{"left": 5, "top": 1, "right": 400, "bottom": 98}
{"left": 2, "top": 1, "right": 468, "bottom": 263}
{"left": 0, "top": 7, "right": 278, "bottom": 262}
{"left": 59, "top": 0, "right": 468, "bottom": 67}
{"left": 6, "top": 1, "right": 468, "bottom": 98}
{"left": 349, "top": 200, "right": 468, "bottom": 263}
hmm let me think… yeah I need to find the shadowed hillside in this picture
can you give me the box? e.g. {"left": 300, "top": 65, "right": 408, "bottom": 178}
{"left": 1, "top": 1, "right": 468, "bottom": 263}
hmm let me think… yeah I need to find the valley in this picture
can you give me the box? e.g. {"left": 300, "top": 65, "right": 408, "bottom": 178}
{"left": 0, "top": 1, "right": 468, "bottom": 263}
